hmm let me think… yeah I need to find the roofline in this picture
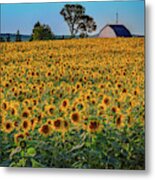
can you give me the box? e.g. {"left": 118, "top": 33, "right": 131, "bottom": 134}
{"left": 98, "top": 24, "right": 132, "bottom": 37}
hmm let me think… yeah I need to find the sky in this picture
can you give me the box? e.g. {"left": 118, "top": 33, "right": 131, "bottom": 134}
{"left": 1, "top": 0, "right": 145, "bottom": 35}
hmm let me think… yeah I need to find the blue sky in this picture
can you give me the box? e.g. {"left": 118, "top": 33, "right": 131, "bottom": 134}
{"left": 1, "top": 1, "right": 145, "bottom": 35}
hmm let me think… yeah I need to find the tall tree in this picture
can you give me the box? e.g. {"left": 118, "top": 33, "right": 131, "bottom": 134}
{"left": 60, "top": 4, "right": 97, "bottom": 37}
{"left": 15, "top": 30, "right": 22, "bottom": 42}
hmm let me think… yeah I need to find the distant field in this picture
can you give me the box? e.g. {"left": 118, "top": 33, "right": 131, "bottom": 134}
{"left": 0, "top": 38, "right": 145, "bottom": 169}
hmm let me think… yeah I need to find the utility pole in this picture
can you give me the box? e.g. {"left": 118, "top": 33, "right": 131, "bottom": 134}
{"left": 116, "top": 12, "right": 118, "bottom": 24}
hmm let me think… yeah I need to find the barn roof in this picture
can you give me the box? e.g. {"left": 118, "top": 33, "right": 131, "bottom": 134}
{"left": 99, "top": 24, "right": 132, "bottom": 37}
{"left": 109, "top": 25, "right": 132, "bottom": 37}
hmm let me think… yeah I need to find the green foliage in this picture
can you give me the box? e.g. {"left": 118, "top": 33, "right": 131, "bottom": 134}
{"left": 0, "top": 124, "right": 145, "bottom": 169}
{"left": 6, "top": 34, "right": 11, "bottom": 42}
{"left": 60, "top": 4, "right": 97, "bottom": 37}
{"left": 0, "top": 37, "right": 5, "bottom": 42}
{"left": 15, "top": 30, "right": 22, "bottom": 42}
{"left": 31, "top": 21, "right": 54, "bottom": 41}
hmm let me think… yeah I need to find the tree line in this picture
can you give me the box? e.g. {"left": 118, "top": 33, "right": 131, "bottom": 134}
{"left": 0, "top": 4, "right": 97, "bottom": 42}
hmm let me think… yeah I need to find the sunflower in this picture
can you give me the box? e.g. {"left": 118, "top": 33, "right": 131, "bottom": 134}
{"left": 60, "top": 99, "right": 69, "bottom": 111}
{"left": 75, "top": 82, "right": 82, "bottom": 90}
{"left": 63, "top": 120, "right": 69, "bottom": 132}
{"left": 70, "top": 112, "right": 81, "bottom": 124}
{"left": 39, "top": 124, "right": 51, "bottom": 136}
{"left": 1, "top": 100, "right": 9, "bottom": 111}
{"left": 14, "top": 133, "right": 25, "bottom": 144}
{"left": 44, "top": 104, "right": 55, "bottom": 116}
{"left": 21, "top": 108, "right": 30, "bottom": 119}
{"left": 133, "top": 87, "right": 140, "bottom": 96}
{"left": 111, "top": 106, "right": 120, "bottom": 114}
{"left": 45, "top": 71, "right": 52, "bottom": 78}
{"left": 30, "top": 118, "right": 38, "bottom": 130}
{"left": 116, "top": 114, "right": 125, "bottom": 128}
{"left": 13, "top": 120, "right": 20, "bottom": 130}
{"left": 3, "top": 120, "right": 14, "bottom": 133}
{"left": 91, "top": 98, "right": 97, "bottom": 105}
{"left": 22, "top": 99, "right": 30, "bottom": 107}
{"left": 47, "top": 119, "right": 53, "bottom": 126}
{"left": 9, "top": 106, "right": 18, "bottom": 116}
{"left": 53, "top": 118, "right": 63, "bottom": 131}
{"left": 21, "top": 119, "right": 31, "bottom": 132}
{"left": 102, "top": 95, "right": 110, "bottom": 106}
{"left": 87, "top": 120, "right": 102, "bottom": 133}
{"left": 76, "top": 101, "right": 86, "bottom": 111}
{"left": 36, "top": 112, "right": 43, "bottom": 123}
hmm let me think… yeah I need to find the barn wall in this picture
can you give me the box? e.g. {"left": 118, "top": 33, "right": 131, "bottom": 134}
{"left": 98, "top": 26, "right": 116, "bottom": 38}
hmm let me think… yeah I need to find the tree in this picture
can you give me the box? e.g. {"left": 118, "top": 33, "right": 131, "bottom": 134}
{"left": 15, "top": 30, "right": 22, "bottom": 42}
{"left": 6, "top": 34, "right": 11, "bottom": 42}
{"left": 60, "top": 4, "right": 97, "bottom": 37}
{"left": 31, "top": 21, "right": 54, "bottom": 41}
{"left": 0, "top": 37, "right": 5, "bottom": 42}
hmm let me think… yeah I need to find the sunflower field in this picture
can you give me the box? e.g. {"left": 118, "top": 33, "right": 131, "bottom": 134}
{"left": 0, "top": 38, "right": 145, "bottom": 169}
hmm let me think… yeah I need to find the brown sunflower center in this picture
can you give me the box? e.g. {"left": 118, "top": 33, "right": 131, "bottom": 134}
{"left": 6, "top": 123, "right": 11, "bottom": 129}
{"left": 23, "top": 121, "right": 28, "bottom": 129}
{"left": 89, "top": 121, "right": 99, "bottom": 130}
{"left": 22, "top": 111, "right": 29, "bottom": 118}
{"left": 54, "top": 119, "right": 61, "bottom": 128}
{"left": 71, "top": 113, "right": 79, "bottom": 122}
{"left": 104, "top": 98, "right": 109, "bottom": 105}
{"left": 41, "top": 125, "right": 50, "bottom": 134}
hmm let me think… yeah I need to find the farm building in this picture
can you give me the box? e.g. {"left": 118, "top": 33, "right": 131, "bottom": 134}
{"left": 98, "top": 24, "right": 132, "bottom": 38}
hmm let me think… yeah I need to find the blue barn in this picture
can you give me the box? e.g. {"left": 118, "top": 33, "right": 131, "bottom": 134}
{"left": 98, "top": 24, "right": 132, "bottom": 38}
